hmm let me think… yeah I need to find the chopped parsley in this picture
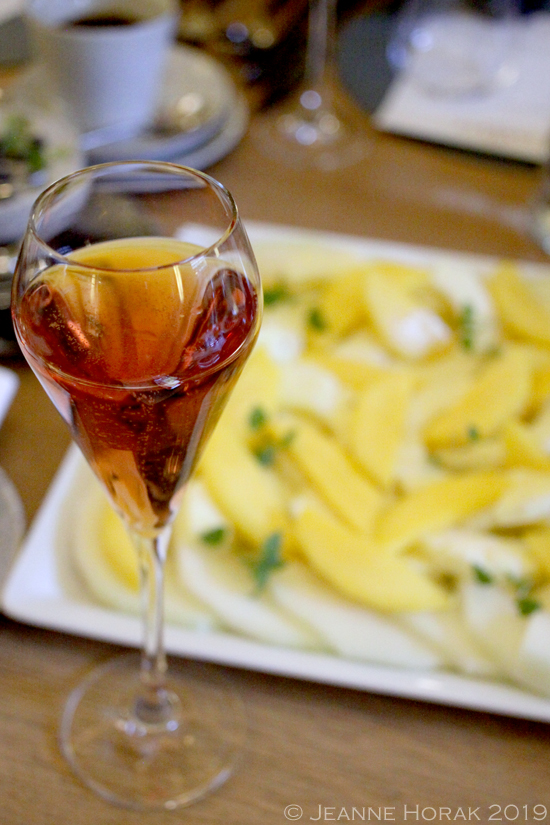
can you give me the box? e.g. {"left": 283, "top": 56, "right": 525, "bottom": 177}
{"left": 263, "top": 283, "right": 291, "bottom": 306}
{"left": 458, "top": 304, "right": 475, "bottom": 351}
{"left": 472, "top": 565, "right": 493, "bottom": 585}
{"left": 200, "top": 527, "right": 227, "bottom": 546}
{"left": 467, "top": 425, "right": 480, "bottom": 441}
{"left": 249, "top": 532, "right": 285, "bottom": 591}
{"left": 472, "top": 567, "right": 542, "bottom": 615}
{"left": 253, "top": 443, "right": 277, "bottom": 466}
{"left": 249, "top": 406, "right": 268, "bottom": 431}
{"left": 307, "top": 307, "right": 327, "bottom": 331}
{"left": 252, "top": 429, "right": 295, "bottom": 467}
{"left": 516, "top": 596, "right": 542, "bottom": 616}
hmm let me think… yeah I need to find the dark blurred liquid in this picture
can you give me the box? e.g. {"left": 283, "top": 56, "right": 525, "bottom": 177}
{"left": 65, "top": 14, "right": 141, "bottom": 29}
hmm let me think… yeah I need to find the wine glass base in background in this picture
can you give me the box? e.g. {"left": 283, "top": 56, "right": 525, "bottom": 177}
{"left": 254, "top": 94, "right": 369, "bottom": 172}
{"left": 60, "top": 653, "right": 246, "bottom": 811}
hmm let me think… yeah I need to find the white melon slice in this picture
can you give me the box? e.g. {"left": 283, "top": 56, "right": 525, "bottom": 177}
{"left": 268, "top": 561, "right": 442, "bottom": 669}
{"left": 175, "top": 542, "right": 322, "bottom": 649}
{"left": 430, "top": 261, "right": 499, "bottom": 352}
{"left": 252, "top": 241, "right": 360, "bottom": 290}
{"left": 398, "top": 609, "right": 497, "bottom": 677}
{"left": 394, "top": 437, "right": 445, "bottom": 492}
{"left": 73, "top": 480, "right": 216, "bottom": 629}
{"left": 418, "top": 528, "right": 533, "bottom": 584}
{"left": 333, "top": 331, "right": 396, "bottom": 368}
{"left": 461, "top": 582, "right": 526, "bottom": 675}
{"left": 516, "top": 610, "right": 550, "bottom": 697}
{"left": 467, "top": 470, "right": 550, "bottom": 530}
{"left": 257, "top": 305, "right": 306, "bottom": 364}
{"left": 279, "top": 358, "right": 353, "bottom": 426}
{"left": 171, "top": 479, "right": 233, "bottom": 551}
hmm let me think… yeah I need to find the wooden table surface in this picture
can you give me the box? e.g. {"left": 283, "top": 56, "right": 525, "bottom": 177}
{"left": 3, "top": 49, "right": 550, "bottom": 825}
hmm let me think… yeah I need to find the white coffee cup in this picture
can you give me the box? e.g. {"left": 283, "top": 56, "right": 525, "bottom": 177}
{"left": 25, "top": 0, "right": 178, "bottom": 138}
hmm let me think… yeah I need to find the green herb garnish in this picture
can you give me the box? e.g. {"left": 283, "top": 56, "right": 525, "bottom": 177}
{"left": 307, "top": 307, "right": 327, "bottom": 331}
{"left": 517, "top": 596, "right": 542, "bottom": 616}
{"left": 472, "top": 565, "right": 493, "bottom": 584}
{"left": 458, "top": 304, "right": 475, "bottom": 351}
{"left": 506, "top": 574, "right": 531, "bottom": 596}
{"left": 200, "top": 527, "right": 227, "bottom": 546}
{"left": 278, "top": 430, "right": 296, "bottom": 449}
{"left": 250, "top": 532, "right": 285, "bottom": 591}
{"left": 0, "top": 114, "right": 46, "bottom": 174}
{"left": 249, "top": 406, "right": 268, "bottom": 431}
{"left": 253, "top": 444, "right": 277, "bottom": 466}
{"left": 252, "top": 429, "right": 295, "bottom": 467}
{"left": 467, "top": 425, "right": 480, "bottom": 441}
{"left": 264, "top": 283, "right": 291, "bottom": 306}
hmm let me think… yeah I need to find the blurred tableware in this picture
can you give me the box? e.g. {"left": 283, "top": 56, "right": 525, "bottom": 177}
{"left": 84, "top": 44, "right": 238, "bottom": 161}
{"left": 387, "top": 0, "right": 520, "bottom": 99}
{"left": 87, "top": 92, "right": 249, "bottom": 172}
{"left": 254, "top": 0, "right": 368, "bottom": 170}
{"left": 170, "top": 91, "right": 249, "bottom": 169}
{"left": 0, "top": 94, "right": 83, "bottom": 245}
{"left": 0, "top": 368, "right": 24, "bottom": 589}
{"left": 25, "top": 0, "right": 178, "bottom": 135}
{"left": 0, "top": 83, "right": 83, "bottom": 352}
{"left": 375, "top": 10, "right": 550, "bottom": 163}
{"left": 0, "top": 245, "right": 20, "bottom": 356}
{"left": 0, "top": 364, "right": 18, "bottom": 424}
{"left": 179, "top": 0, "right": 309, "bottom": 107}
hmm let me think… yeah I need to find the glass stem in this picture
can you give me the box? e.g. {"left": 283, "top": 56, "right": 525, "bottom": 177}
{"left": 133, "top": 527, "right": 173, "bottom": 726}
{"left": 303, "top": 0, "right": 338, "bottom": 102}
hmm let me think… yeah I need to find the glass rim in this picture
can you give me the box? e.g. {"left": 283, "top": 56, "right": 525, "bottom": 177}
{"left": 27, "top": 160, "right": 240, "bottom": 273}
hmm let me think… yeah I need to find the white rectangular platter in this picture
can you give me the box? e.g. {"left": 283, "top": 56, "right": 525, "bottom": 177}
{"left": 4, "top": 222, "right": 550, "bottom": 723}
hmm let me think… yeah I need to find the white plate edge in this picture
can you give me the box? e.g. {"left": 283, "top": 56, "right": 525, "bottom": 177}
{"left": 0, "top": 366, "right": 19, "bottom": 428}
{"left": 85, "top": 43, "right": 238, "bottom": 162}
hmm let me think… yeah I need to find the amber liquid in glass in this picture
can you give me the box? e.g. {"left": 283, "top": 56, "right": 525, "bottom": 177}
{"left": 16, "top": 238, "right": 259, "bottom": 534}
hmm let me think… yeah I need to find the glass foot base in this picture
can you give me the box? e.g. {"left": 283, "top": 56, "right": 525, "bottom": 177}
{"left": 254, "top": 97, "right": 368, "bottom": 171}
{"left": 60, "top": 653, "right": 246, "bottom": 810}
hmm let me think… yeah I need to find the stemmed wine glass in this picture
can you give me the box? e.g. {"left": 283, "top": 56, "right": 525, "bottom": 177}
{"left": 256, "top": 0, "right": 368, "bottom": 170}
{"left": 11, "top": 161, "right": 262, "bottom": 810}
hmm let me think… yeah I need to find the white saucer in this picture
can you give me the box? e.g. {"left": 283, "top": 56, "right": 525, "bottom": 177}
{"left": 0, "top": 102, "right": 84, "bottom": 245}
{"left": 172, "top": 93, "right": 249, "bottom": 171}
{"left": 85, "top": 45, "right": 239, "bottom": 164}
{"left": 84, "top": 96, "right": 249, "bottom": 194}
{"left": 0, "top": 367, "right": 18, "bottom": 427}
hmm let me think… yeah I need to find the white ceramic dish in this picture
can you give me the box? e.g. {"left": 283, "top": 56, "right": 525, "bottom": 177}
{"left": 5, "top": 223, "right": 550, "bottom": 724}
{"left": 0, "top": 366, "right": 19, "bottom": 427}
{"left": 81, "top": 94, "right": 248, "bottom": 183}
{"left": 171, "top": 93, "right": 249, "bottom": 171}
{"left": 0, "top": 106, "right": 83, "bottom": 244}
{"left": 84, "top": 44, "right": 239, "bottom": 163}
{"left": 0, "top": 366, "right": 24, "bottom": 588}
